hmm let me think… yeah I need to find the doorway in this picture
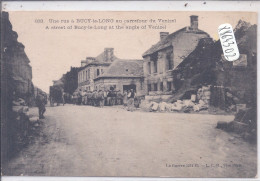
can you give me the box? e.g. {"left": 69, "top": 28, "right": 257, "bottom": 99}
{"left": 123, "top": 84, "right": 136, "bottom": 93}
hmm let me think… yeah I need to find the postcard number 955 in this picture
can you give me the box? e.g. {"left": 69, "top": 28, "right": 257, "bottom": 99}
{"left": 218, "top": 23, "right": 240, "bottom": 61}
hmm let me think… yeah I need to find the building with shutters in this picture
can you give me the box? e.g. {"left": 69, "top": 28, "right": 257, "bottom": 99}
{"left": 142, "top": 15, "right": 210, "bottom": 95}
{"left": 78, "top": 48, "right": 117, "bottom": 91}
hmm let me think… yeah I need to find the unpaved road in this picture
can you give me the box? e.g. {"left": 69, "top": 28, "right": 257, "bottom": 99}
{"left": 3, "top": 105, "right": 257, "bottom": 177}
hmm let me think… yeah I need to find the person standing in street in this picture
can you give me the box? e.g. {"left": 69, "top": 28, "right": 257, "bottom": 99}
{"left": 62, "top": 91, "right": 65, "bottom": 106}
{"left": 127, "top": 89, "right": 135, "bottom": 112}
{"left": 36, "top": 93, "right": 46, "bottom": 119}
{"left": 82, "top": 90, "right": 87, "bottom": 105}
{"left": 116, "top": 91, "right": 123, "bottom": 105}
{"left": 72, "top": 92, "right": 77, "bottom": 105}
{"left": 103, "top": 90, "right": 108, "bottom": 106}
{"left": 107, "top": 90, "right": 112, "bottom": 106}
{"left": 111, "top": 89, "right": 116, "bottom": 106}
{"left": 93, "top": 90, "right": 98, "bottom": 106}
{"left": 78, "top": 89, "right": 83, "bottom": 105}
{"left": 98, "top": 90, "right": 105, "bottom": 107}
{"left": 123, "top": 90, "right": 128, "bottom": 107}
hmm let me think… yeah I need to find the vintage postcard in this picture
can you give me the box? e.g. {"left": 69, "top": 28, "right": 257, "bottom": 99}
{"left": 1, "top": 10, "right": 258, "bottom": 178}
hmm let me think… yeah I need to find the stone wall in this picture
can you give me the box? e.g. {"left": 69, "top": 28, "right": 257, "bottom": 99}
{"left": 172, "top": 31, "right": 209, "bottom": 68}
{"left": 216, "top": 54, "right": 256, "bottom": 106}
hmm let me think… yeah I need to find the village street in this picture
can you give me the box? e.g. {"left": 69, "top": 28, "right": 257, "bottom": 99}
{"left": 4, "top": 105, "right": 257, "bottom": 178}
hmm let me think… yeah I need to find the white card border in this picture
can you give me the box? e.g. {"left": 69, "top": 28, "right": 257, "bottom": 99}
{"left": 1, "top": 1, "right": 260, "bottom": 181}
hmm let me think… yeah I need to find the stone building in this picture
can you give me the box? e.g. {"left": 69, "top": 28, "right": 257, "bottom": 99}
{"left": 94, "top": 59, "right": 145, "bottom": 96}
{"left": 142, "top": 15, "right": 210, "bottom": 95}
{"left": 78, "top": 48, "right": 117, "bottom": 91}
{"left": 11, "top": 51, "right": 33, "bottom": 97}
{"left": 1, "top": 11, "right": 34, "bottom": 162}
{"left": 2, "top": 12, "right": 34, "bottom": 101}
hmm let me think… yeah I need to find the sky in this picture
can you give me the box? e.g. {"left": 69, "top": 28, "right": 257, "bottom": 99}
{"left": 8, "top": 11, "right": 257, "bottom": 93}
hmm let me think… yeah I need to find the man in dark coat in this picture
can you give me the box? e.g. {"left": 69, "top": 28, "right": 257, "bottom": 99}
{"left": 36, "top": 93, "right": 46, "bottom": 119}
{"left": 98, "top": 90, "right": 105, "bottom": 107}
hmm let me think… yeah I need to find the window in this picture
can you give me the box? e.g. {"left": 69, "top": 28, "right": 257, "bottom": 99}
{"left": 101, "top": 69, "right": 104, "bottom": 74}
{"left": 82, "top": 72, "right": 83, "bottom": 81}
{"left": 166, "top": 53, "right": 173, "bottom": 70}
{"left": 167, "top": 81, "right": 172, "bottom": 91}
{"left": 148, "top": 84, "right": 151, "bottom": 92}
{"left": 160, "top": 82, "right": 163, "bottom": 91}
{"left": 151, "top": 53, "right": 158, "bottom": 73}
{"left": 154, "top": 61, "right": 158, "bottom": 73}
{"left": 154, "top": 83, "right": 158, "bottom": 91}
{"left": 88, "top": 70, "right": 90, "bottom": 79}
{"left": 148, "top": 62, "right": 151, "bottom": 74}
{"left": 86, "top": 70, "right": 88, "bottom": 80}
{"left": 97, "top": 69, "right": 100, "bottom": 76}
{"left": 159, "top": 61, "right": 163, "bottom": 74}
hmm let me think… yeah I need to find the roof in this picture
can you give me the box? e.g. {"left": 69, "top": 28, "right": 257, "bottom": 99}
{"left": 95, "top": 51, "right": 117, "bottom": 62}
{"left": 79, "top": 61, "right": 111, "bottom": 71}
{"left": 79, "top": 49, "right": 118, "bottom": 71}
{"left": 95, "top": 59, "right": 144, "bottom": 80}
{"left": 142, "top": 27, "right": 210, "bottom": 57}
{"left": 52, "top": 79, "right": 64, "bottom": 86}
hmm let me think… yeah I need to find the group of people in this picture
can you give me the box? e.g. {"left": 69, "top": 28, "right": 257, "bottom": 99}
{"left": 71, "top": 89, "right": 140, "bottom": 111}
{"left": 35, "top": 88, "right": 139, "bottom": 118}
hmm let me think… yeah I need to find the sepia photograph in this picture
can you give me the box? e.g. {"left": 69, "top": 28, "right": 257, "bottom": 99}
{"left": 1, "top": 10, "right": 257, "bottom": 178}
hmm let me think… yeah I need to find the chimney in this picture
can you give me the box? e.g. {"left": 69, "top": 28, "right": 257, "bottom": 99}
{"left": 104, "top": 48, "right": 114, "bottom": 62}
{"left": 160, "top": 32, "right": 169, "bottom": 40}
{"left": 81, "top": 60, "right": 87, "bottom": 67}
{"left": 190, "top": 15, "right": 198, "bottom": 30}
